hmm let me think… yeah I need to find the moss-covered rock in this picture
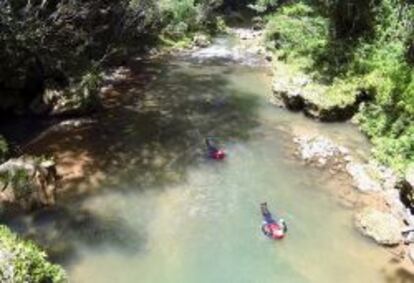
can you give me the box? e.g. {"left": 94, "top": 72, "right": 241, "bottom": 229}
{"left": 272, "top": 61, "right": 365, "bottom": 121}
{"left": 0, "top": 225, "right": 66, "bottom": 283}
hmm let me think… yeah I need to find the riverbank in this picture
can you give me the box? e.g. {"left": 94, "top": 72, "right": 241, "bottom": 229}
{"left": 245, "top": 5, "right": 414, "bottom": 272}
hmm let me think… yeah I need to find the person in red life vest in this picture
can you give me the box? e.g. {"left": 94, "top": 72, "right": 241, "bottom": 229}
{"left": 205, "top": 137, "right": 226, "bottom": 160}
{"left": 261, "top": 202, "right": 287, "bottom": 240}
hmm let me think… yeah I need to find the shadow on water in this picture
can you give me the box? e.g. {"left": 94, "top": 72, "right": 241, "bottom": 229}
{"left": 6, "top": 57, "right": 261, "bottom": 266}
{"left": 384, "top": 266, "right": 414, "bottom": 283}
{"left": 27, "top": 58, "right": 261, "bottom": 196}
{"left": 2, "top": 203, "right": 144, "bottom": 266}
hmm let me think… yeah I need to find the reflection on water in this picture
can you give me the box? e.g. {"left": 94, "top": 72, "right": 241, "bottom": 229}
{"left": 5, "top": 37, "right": 414, "bottom": 283}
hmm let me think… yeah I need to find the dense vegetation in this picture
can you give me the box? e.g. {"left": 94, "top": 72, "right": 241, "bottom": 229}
{"left": 0, "top": 225, "right": 66, "bottom": 282}
{"left": 261, "top": 0, "right": 414, "bottom": 172}
{"left": 0, "top": 0, "right": 230, "bottom": 116}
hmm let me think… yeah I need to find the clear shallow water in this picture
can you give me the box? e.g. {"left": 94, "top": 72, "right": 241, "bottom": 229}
{"left": 7, "top": 37, "right": 402, "bottom": 282}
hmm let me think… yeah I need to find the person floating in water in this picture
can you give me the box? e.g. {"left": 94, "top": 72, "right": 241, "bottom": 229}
{"left": 205, "top": 137, "right": 226, "bottom": 160}
{"left": 261, "top": 202, "right": 287, "bottom": 240}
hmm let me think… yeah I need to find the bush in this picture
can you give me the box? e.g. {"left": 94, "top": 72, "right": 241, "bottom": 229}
{"left": 0, "top": 225, "right": 67, "bottom": 283}
{"left": 264, "top": 2, "right": 328, "bottom": 68}
{"left": 0, "top": 136, "right": 7, "bottom": 163}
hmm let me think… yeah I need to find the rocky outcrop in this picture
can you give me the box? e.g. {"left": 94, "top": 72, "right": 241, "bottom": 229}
{"left": 0, "top": 157, "right": 60, "bottom": 208}
{"left": 355, "top": 208, "right": 402, "bottom": 246}
{"left": 272, "top": 63, "right": 366, "bottom": 122}
{"left": 294, "top": 133, "right": 401, "bottom": 194}
{"left": 303, "top": 101, "right": 360, "bottom": 122}
{"left": 294, "top": 136, "right": 349, "bottom": 168}
{"left": 344, "top": 159, "right": 399, "bottom": 194}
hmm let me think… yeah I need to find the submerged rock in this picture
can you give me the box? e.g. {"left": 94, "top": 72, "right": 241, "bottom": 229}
{"left": 355, "top": 208, "right": 402, "bottom": 246}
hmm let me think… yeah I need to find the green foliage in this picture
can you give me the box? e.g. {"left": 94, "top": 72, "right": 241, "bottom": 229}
{"left": 0, "top": 225, "right": 67, "bottom": 282}
{"left": 0, "top": 0, "right": 227, "bottom": 114}
{"left": 264, "top": 3, "right": 328, "bottom": 68}
{"left": 249, "top": 0, "right": 280, "bottom": 13}
{"left": 0, "top": 136, "right": 8, "bottom": 163}
{"left": 158, "top": 0, "right": 225, "bottom": 41}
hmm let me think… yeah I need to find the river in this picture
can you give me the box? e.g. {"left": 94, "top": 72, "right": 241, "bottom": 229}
{"left": 5, "top": 35, "right": 406, "bottom": 282}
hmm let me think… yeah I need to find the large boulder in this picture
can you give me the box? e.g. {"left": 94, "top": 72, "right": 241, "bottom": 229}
{"left": 355, "top": 208, "right": 402, "bottom": 246}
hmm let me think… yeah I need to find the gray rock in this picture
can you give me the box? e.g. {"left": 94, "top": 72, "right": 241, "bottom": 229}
{"left": 346, "top": 162, "right": 382, "bottom": 193}
{"left": 294, "top": 136, "right": 349, "bottom": 167}
{"left": 383, "top": 190, "right": 411, "bottom": 223}
{"left": 355, "top": 208, "right": 402, "bottom": 246}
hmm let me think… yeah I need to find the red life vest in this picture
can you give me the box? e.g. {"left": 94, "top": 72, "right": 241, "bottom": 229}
{"left": 264, "top": 223, "right": 285, "bottom": 240}
{"left": 212, "top": 150, "right": 226, "bottom": 160}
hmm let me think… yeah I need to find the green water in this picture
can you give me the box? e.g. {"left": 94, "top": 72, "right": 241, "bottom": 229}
{"left": 12, "top": 38, "right": 404, "bottom": 282}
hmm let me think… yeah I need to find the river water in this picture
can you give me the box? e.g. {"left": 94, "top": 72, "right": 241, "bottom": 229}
{"left": 6, "top": 36, "right": 405, "bottom": 282}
